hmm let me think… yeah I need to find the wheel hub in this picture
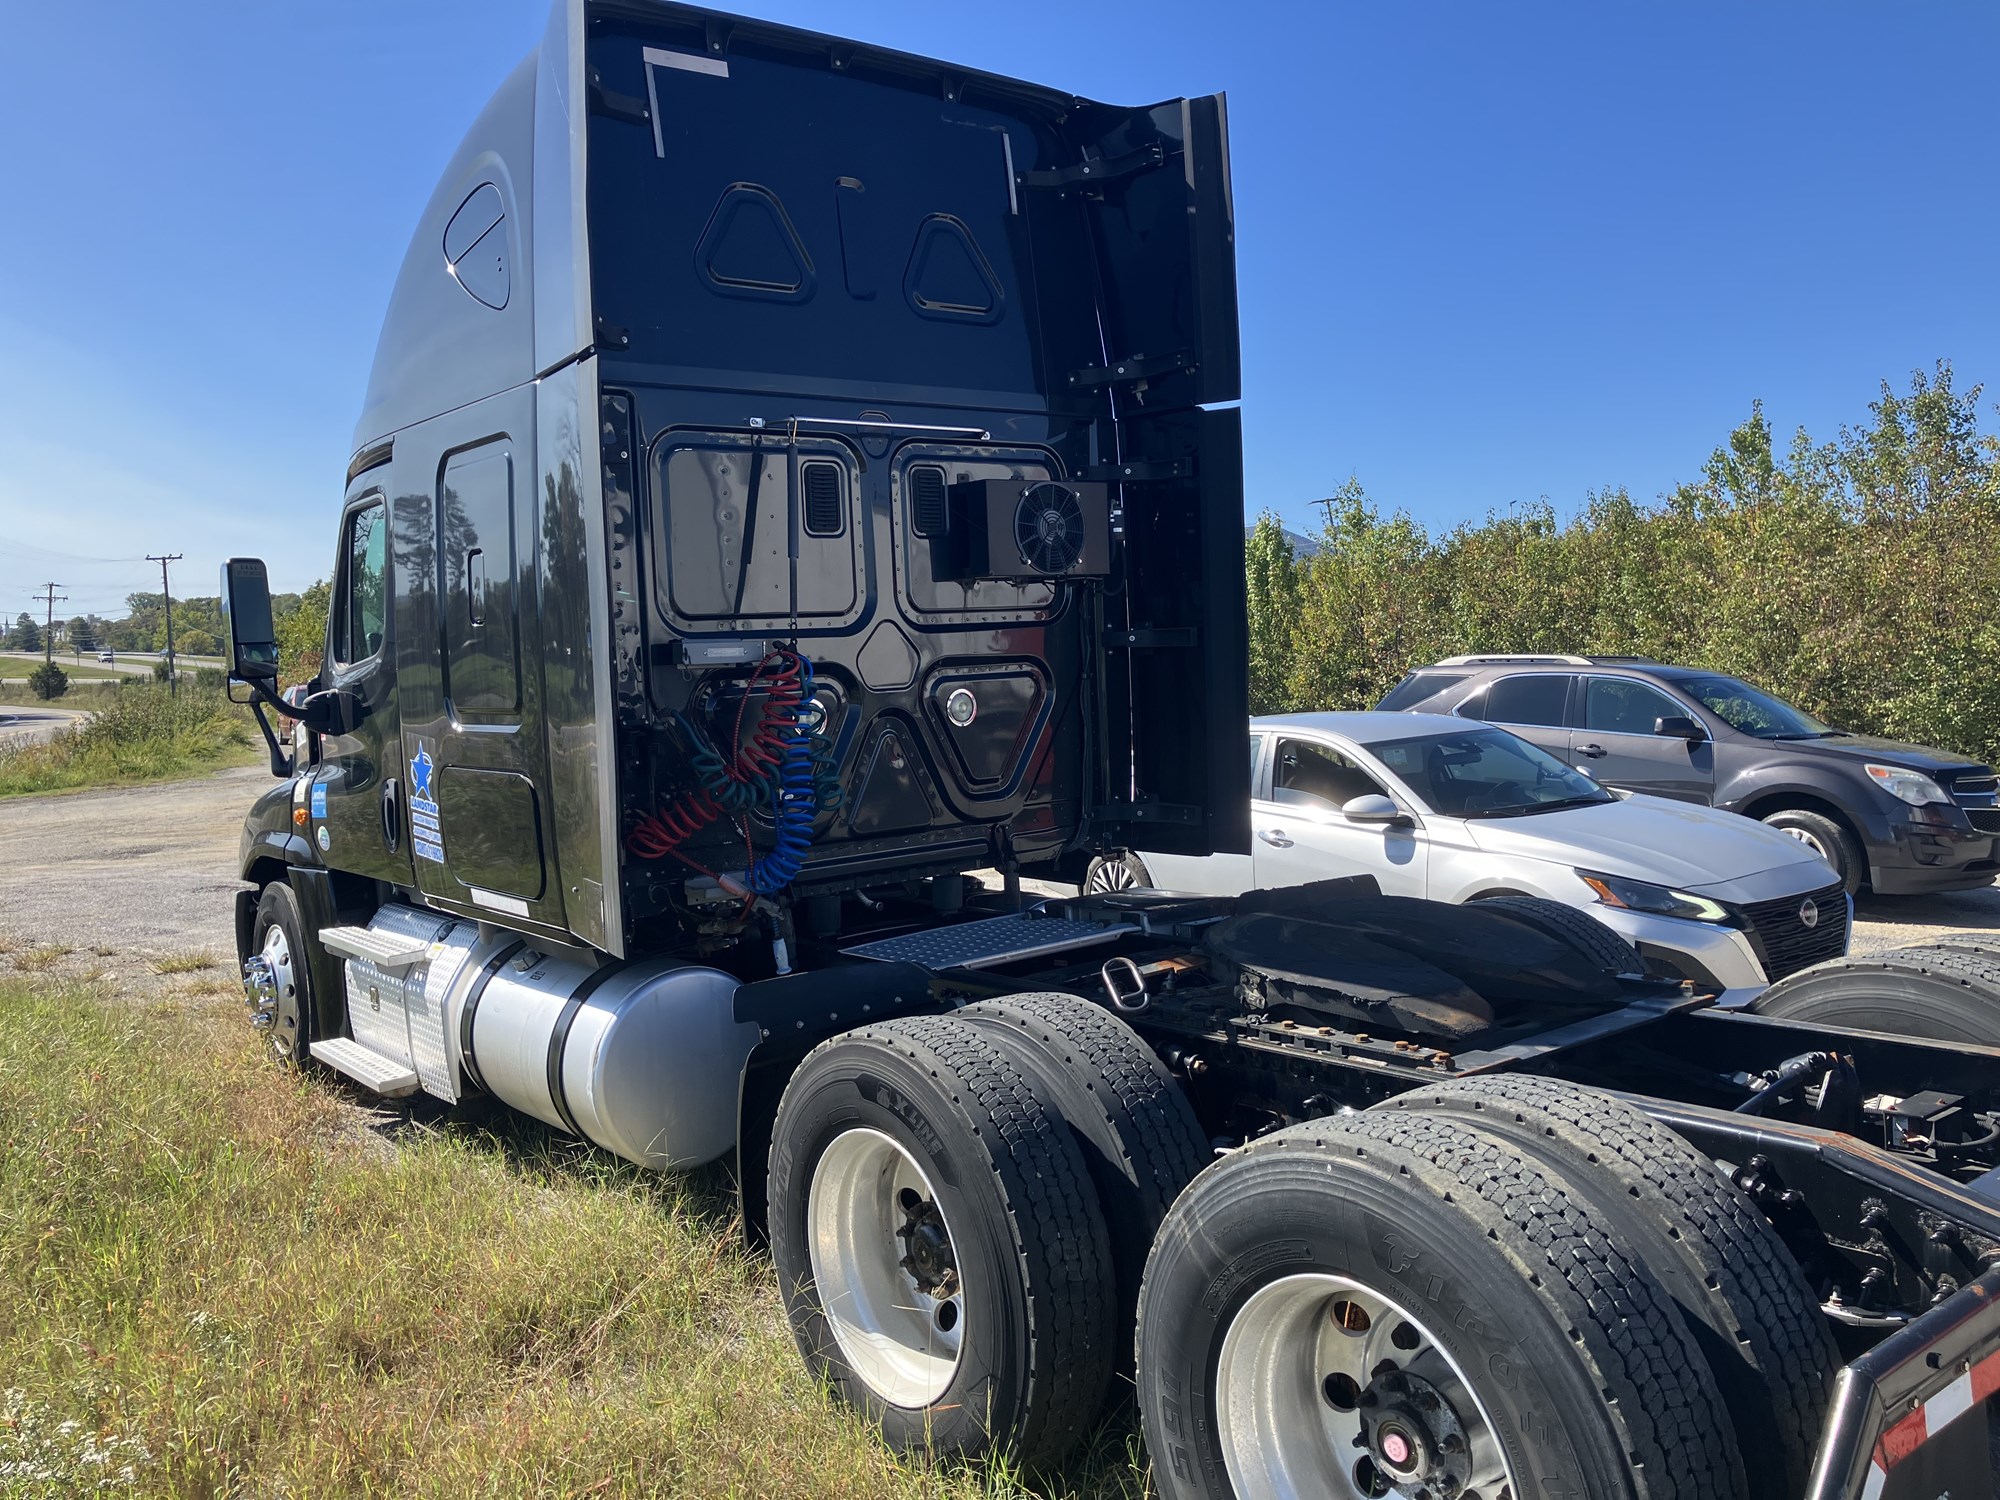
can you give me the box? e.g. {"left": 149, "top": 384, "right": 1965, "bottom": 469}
{"left": 1361, "top": 1370, "right": 1471, "bottom": 1497}
{"left": 242, "top": 955, "right": 278, "bottom": 1031}
{"left": 896, "top": 1192, "right": 959, "bottom": 1298}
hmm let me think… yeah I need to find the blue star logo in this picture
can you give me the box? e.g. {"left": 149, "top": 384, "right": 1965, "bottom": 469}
{"left": 410, "top": 747, "right": 434, "bottom": 801}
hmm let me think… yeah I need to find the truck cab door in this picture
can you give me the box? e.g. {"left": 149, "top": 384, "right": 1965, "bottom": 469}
{"left": 311, "top": 486, "right": 416, "bottom": 894}
{"left": 1055, "top": 93, "right": 1249, "bottom": 861}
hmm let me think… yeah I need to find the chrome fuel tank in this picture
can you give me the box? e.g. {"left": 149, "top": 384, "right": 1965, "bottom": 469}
{"left": 462, "top": 946, "right": 753, "bottom": 1169}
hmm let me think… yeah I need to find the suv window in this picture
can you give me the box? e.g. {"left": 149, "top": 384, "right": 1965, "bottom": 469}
{"left": 1467, "top": 673, "right": 1570, "bottom": 727}
{"left": 1378, "top": 671, "right": 1469, "bottom": 712}
{"left": 1270, "top": 739, "right": 1389, "bottom": 812}
{"left": 335, "top": 500, "right": 388, "bottom": 666}
{"left": 1583, "top": 676, "right": 1685, "bottom": 736}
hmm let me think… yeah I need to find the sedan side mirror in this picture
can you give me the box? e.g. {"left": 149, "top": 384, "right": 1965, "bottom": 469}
{"left": 1655, "top": 715, "right": 1707, "bottom": 743}
{"left": 1342, "top": 793, "right": 1412, "bottom": 828}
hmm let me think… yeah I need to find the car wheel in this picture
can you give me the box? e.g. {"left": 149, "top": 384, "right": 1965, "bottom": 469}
{"left": 1760, "top": 808, "right": 1863, "bottom": 894}
{"left": 1083, "top": 850, "right": 1153, "bottom": 893}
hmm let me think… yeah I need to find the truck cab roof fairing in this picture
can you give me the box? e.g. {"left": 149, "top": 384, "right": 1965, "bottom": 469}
{"left": 352, "top": 0, "right": 594, "bottom": 454}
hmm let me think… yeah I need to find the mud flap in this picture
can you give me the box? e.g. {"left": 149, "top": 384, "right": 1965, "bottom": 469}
{"left": 1807, "top": 1266, "right": 2000, "bottom": 1498}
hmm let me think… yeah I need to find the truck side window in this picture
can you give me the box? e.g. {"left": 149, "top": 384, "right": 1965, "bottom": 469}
{"left": 335, "top": 500, "right": 388, "bottom": 666}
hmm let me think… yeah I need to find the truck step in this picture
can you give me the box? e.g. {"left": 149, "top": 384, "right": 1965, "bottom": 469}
{"left": 318, "top": 924, "right": 433, "bottom": 971}
{"left": 309, "top": 1038, "right": 421, "bottom": 1096}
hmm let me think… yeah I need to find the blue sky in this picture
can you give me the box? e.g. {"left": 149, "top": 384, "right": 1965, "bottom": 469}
{"left": 2, "top": 1, "right": 1996, "bottom": 613}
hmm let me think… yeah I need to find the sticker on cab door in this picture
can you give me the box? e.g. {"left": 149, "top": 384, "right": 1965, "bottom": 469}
{"left": 310, "top": 781, "right": 327, "bottom": 820}
{"left": 409, "top": 745, "right": 445, "bottom": 865}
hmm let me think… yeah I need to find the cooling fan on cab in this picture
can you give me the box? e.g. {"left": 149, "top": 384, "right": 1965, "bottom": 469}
{"left": 1015, "top": 483, "right": 1088, "bottom": 573}
{"left": 937, "top": 478, "right": 1112, "bottom": 581}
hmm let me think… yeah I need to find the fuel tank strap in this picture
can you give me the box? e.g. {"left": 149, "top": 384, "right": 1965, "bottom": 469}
{"left": 457, "top": 940, "right": 526, "bottom": 1095}
{"left": 545, "top": 964, "right": 623, "bottom": 1137}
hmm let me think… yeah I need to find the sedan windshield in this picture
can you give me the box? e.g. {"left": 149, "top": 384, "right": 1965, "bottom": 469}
{"left": 1674, "top": 675, "right": 1835, "bottom": 739}
{"left": 1370, "top": 728, "right": 1615, "bottom": 819}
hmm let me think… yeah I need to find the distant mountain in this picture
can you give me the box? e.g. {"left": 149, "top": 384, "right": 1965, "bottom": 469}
{"left": 1245, "top": 525, "right": 1320, "bottom": 559}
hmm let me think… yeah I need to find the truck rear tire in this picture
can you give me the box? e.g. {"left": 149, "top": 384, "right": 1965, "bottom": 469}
{"left": 1385, "top": 1075, "right": 1836, "bottom": 1500}
{"left": 1137, "top": 1110, "right": 1746, "bottom": 1500}
{"left": 1470, "top": 892, "right": 1645, "bottom": 974}
{"left": 767, "top": 1015, "right": 1114, "bottom": 1468}
{"left": 246, "top": 880, "right": 317, "bottom": 1066}
{"left": 1753, "top": 944, "right": 2000, "bottom": 1045}
{"left": 955, "top": 992, "right": 1210, "bottom": 1375}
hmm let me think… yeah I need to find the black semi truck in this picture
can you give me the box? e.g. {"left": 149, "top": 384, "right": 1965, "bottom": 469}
{"left": 221, "top": 5, "right": 2000, "bottom": 1496}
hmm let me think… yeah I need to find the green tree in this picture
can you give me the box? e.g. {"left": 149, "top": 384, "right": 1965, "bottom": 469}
{"left": 1244, "top": 514, "right": 1300, "bottom": 712}
{"left": 277, "top": 579, "right": 329, "bottom": 686}
{"left": 11, "top": 613, "right": 41, "bottom": 652}
{"left": 27, "top": 662, "right": 67, "bottom": 700}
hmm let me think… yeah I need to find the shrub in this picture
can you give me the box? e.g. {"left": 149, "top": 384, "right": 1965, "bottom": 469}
{"left": 26, "top": 662, "right": 67, "bottom": 701}
{"left": 150, "top": 657, "right": 174, "bottom": 683}
{"left": 195, "top": 667, "right": 225, "bottom": 691}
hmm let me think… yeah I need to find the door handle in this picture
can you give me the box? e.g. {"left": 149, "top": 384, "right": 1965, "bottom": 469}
{"left": 1577, "top": 743, "right": 1606, "bottom": 758}
{"left": 381, "top": 776, "right": 402, "bottom": 853}
{"left": 1257, "top": 828, "right": 1294, "bottom": 848}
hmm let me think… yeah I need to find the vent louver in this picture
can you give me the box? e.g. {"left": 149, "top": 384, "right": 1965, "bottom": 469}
{"left": 910, "top": 466, "right": 947, "bottom": 537}
{"left": 801, "top": 461, "right": 843, "bottom": 537}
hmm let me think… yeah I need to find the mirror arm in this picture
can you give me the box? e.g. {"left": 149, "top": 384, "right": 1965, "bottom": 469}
{"left": 246, "top": 697, "right": 293, "bottom": 778}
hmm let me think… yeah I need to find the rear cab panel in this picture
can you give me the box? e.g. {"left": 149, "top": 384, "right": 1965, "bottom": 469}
{"left": 580, "top": 3, "right": 1248, "bottom": 947}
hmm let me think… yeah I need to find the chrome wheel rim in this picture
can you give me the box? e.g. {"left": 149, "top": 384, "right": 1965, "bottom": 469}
{"left": 1216, "top": 1273, "right": 1517, "bottom": 1500}
{"left": 1779, "top": 825, "right": 1832, "bottom": 862}
{"left": 243, "top": 925, "right": 302, "bottom": 1060}
{"left": 1087, "top": 856, "right": 1140, "bottom": 893}
{"left": 807, "top": 1127, "right": 966, "bottom": 1408}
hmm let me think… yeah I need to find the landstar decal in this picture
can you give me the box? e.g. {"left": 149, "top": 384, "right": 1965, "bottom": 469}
{"left": 409, "top": 745, "right": 445, "bottom": 864}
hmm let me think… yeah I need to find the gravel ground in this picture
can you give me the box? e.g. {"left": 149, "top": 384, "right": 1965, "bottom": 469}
{"left": 0, "top": 764, "right": 264, "bottom": 992}
{"left": 0, "top": 764, "right": 1993, "bottom": 996}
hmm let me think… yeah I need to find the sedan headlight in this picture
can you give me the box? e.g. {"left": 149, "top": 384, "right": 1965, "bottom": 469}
{"left": 1865, "top": 763, "right": 1950, "bottom": 807}
{"left": 1577, "top": 869, "right": 1733, "bottom": 924}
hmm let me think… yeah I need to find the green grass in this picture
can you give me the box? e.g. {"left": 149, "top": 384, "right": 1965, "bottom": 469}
{"left": 0, "top": 680, "right": 124, "bottom": 708}
{"left": 0, "top": 979, "right": 1149, "bottom": 1499}
{"left": 0, "top": 659, "right": 132, "bottom": 681}
{"left": 0, "top": 686, "right": 258, "bottom": 798}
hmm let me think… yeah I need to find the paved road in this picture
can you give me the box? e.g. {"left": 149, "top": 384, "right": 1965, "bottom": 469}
{"left": 0, "top": 763, "right": 1992, "bottom": 994}
{"left": 0, "top": 650, "right": 154, "bottom": 679}
{"left": 0, "top": 704, "right": 90, "bottom": 749}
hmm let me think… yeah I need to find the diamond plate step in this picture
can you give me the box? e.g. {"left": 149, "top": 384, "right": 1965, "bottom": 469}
{"left": 318, "top": 924, "right": 433, "bottom": 971}
{"left": 309, "top": 1038, "right": 420, "bottom": 1096}
{"left": 842, "top": 914, "right": 1136, "bottom": 971}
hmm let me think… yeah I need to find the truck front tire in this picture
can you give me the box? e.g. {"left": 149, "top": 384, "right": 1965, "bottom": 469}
{"left": 767, "top": 1015, "right": 1115, "bottom": 1468}
{"left": 1137, "top": 1111, "right": 1747, "bottom": 1500}
{"left": 246, "top": 880, "right": 317, "bottom": 1066}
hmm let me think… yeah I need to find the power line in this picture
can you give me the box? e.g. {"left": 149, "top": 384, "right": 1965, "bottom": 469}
{"left": 146, "top": 554, "right": 183, "bottom": 696}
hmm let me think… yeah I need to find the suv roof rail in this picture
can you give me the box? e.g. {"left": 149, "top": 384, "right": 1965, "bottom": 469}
{"left": 1433, "top": 653, "right": 1593, "bottom": 667}
{"left": 1583, "top": 655, "right": 1659, "bottom": 665}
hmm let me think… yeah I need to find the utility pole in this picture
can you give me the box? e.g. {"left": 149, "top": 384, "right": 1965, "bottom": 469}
{"left": 146, "top": 553, "right": 183, "bottom": 695}
{"left": 32, "top": 583, "right": 65, "bottom": 666}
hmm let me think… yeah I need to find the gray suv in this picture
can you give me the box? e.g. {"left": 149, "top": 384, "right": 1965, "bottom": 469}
{"left": 1378, "top": 655, "right": 2000, "bottom": 896}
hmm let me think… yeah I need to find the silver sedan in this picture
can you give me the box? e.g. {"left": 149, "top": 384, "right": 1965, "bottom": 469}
{"left": 1087, "top": 712, "right": 1849, "bottom": 998}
